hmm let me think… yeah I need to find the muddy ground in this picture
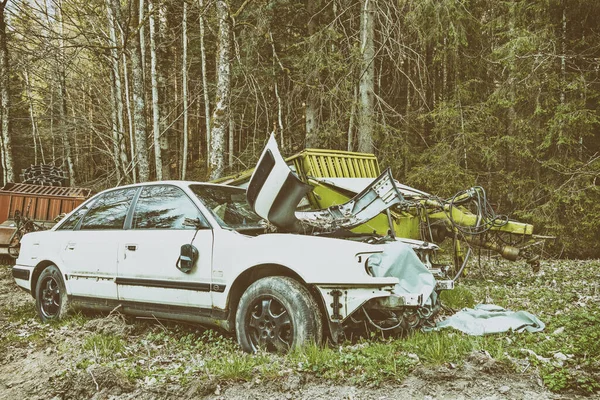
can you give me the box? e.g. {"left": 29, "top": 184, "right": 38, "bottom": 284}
{"left": 0, "top": 265, "right": 593, "bottom": 400}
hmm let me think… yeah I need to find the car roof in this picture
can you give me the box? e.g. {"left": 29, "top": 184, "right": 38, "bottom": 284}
{"left": 101, "top": 180, "right": 242, "bottom": 191}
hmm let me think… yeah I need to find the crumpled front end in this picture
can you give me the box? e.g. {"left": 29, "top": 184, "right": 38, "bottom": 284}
{"left": 245, "top": 135, "right": 454, "bottom": 340}
{"left": 313, "top": 240, "right": 450, "bottom": 341}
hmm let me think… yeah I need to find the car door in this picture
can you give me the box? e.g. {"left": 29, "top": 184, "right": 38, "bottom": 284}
{"left": 60, "top": 187, "right": 138, "bottom": 300}
{"left": 116, "top": 184, "right": 214, "bottom": 311}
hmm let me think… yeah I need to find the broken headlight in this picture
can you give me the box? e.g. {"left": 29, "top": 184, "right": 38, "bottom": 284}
{"left": 363, "top": 253, "right": 383, "bottom": 277}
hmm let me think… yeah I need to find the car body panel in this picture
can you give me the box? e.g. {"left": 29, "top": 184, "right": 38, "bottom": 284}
{"left": 13, "top": 179, "right": 439, "bottom": 336}
{"left": 210, "top": 229, "right": 402, "bottom": 310}
{"left": 116, "top": 229, "right": 213, "bottom": 308}
{"left": 60, "top": 230, "right": 122, "bottom": 300}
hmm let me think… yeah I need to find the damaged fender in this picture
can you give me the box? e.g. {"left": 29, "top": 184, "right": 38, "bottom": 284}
{"left": 315, "top": 241, "right": 437, "bottom": 324}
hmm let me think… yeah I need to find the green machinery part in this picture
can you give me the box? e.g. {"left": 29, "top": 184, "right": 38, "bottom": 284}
{"left": 213, "top": 148, "right": 540, "bottom": 269}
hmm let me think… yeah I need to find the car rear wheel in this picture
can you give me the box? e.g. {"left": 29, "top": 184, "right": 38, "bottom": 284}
{"left": 35, "top": 265, "right": 70, "bottom": 322}
{"left": 235, "top": 276, "right": 322, "bottom": 353}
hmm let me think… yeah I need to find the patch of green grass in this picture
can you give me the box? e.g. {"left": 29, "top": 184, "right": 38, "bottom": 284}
{"left": 439, "top": 285, "right": 475, "bottom": 309}
{"left": 290, "top": 343, "right": 337, "bottom": 375}
{"left": 76, "top": 358, "right": 93, "bottom": 370}
{"left": 82, "top": 333, "right": 125, "bottom": 360}
{"left": 289, "top": 341, "right": 413, "bottom": 384}
{"left": 402, "top": 331, "right": 472, "bottom": 363}
{"left": 55, "top": 311, "right": 88, "bottom": 327}
{"left": 6, "top": 303, "right": 36, "bottom": 322}
{"left": 205, "top": 352, "right": 275, "bottom": 381}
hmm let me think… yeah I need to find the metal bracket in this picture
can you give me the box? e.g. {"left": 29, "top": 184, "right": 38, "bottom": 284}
{"left": 330, "top": 289, "right": 343, "bottom": 320}
{"left": 436, "top": 280, "right": 455, "bottom": 290}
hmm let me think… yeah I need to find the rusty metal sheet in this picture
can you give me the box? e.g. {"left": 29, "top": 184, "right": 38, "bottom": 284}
{"left": 35, "top": 198, "right": 50, "bottom": 220}
{"left": 0, "top": 224, "right": 15, "bottom": 248}
{"left": 48, "top": 199, "right": 63, "bottom": 220}
{"left": 0, "top": 183, "right": 92, "bottom": 199}
{"left": 10, "top": 196, "right": 24, "bottom": 218}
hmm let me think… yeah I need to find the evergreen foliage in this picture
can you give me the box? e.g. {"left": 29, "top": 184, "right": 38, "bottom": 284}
{"left": 1, "top": 0, "right": 598, "bottom": 257}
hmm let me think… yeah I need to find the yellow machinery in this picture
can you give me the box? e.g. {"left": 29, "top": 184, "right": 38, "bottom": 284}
{"left": 215, "top": 149, "right": 544, "bottom": 271}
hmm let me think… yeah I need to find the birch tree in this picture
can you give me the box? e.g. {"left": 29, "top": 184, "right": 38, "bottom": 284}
{"left": 111, "top": 0, "right": 136, "bottom": 182}
{"left": 181, "top": 0, "right": 189, "bottom": 179}
{"left": 130, "top": 0, "right": 150, "bottom": 181}
{"left": 57, "top": 0, "right": 76, "bottom": 185}
{"left": 149, "top": 0, "right": 163, "bottom": 179}
{"left": 198, "top": 0, "right": 210, "bottom": 166}
{"left": 0, "top": 0, "right": 13, "bottom": 183}
{"left": 357, "top": 0, "right": 375, "bottom": 153}
{"left": 304, "top": 0, "right": 319, "bottom": 148}
{"left": 23, "top": 70, "right": 42, "bottom": 165}
{"left": 106, "top": 0, "right": 128, "bottom": 182}
{"left": 209, "top": 0, "right": 231, "bottom": 180}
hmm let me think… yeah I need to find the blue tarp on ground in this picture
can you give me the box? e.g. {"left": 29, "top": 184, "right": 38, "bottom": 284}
{"left": 434, "top": 304, "right": 545, "bottom": 335}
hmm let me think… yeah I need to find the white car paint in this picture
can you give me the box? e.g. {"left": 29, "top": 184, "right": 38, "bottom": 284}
{"left": 12, "top": 181, "right": 434, "bottom": 333}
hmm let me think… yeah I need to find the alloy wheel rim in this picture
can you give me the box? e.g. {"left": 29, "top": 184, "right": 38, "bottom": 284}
{"left": 40, "top": 276, "right": 60, "bottom": 318}
{"left": 247, "top": 296, "right": 293, "bottom": 352}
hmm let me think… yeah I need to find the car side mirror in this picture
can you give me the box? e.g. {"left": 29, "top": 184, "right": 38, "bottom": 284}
{"left": 176, "top": 244, "right": 198, "bottom": 273}
{"left": 183, "top": 217, "right": 207, "bottom": 229}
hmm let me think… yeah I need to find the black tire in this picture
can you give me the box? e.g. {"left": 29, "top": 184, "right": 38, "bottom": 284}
{"left": 235, "top": 276, "right": 323, "bottom": 353}
{"left": 35, "top": 265, "right": 70, "bottom": 322}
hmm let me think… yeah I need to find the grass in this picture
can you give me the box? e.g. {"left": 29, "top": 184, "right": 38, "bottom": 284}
{"left": 2, "top": 259, "right": 599, "bottom": 394}
{"left": 6, "top": 303, "right": 37, "bottom": 322}
{"left": 82, "top": 333, "right": 126, "bottom": 359}
{"left": 439, "top": 285, "right": 475, "bottom": 309}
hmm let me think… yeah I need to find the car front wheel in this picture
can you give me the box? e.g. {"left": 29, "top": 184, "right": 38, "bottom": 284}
{"left": 235, "top": 276, "right": 322, "bottom": 353}
{"left": 35, "top": 265, "right": 70, "bottom": 322}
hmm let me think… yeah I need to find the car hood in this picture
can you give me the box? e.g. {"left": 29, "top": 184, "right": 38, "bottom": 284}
{"left": 246, "top": 135, "right": 405, "bottom": 233}
{"left": 212, "top": 229, "right": 435, "bottom": 302}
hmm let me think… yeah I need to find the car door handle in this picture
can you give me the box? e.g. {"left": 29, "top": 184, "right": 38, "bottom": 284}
{"left": 126, "top": 245, "right": 137, "bottom": 251}
{"left": 67, "top": 242, "right": 76, "bottom": 250}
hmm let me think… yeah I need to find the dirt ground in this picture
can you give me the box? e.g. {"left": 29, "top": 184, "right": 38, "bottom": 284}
{"left": 0, "top": 266, "right": 592, "bottom": 400}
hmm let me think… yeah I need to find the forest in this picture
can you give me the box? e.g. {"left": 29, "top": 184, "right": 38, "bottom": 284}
{"left": 0, "top": 0, "right": 597, "bottom": 257}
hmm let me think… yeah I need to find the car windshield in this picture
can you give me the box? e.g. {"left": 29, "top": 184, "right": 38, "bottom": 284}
{"left": 190, "top": 185, "right": 264, "bottom": 230}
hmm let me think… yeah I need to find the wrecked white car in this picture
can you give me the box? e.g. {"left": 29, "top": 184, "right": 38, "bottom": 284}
{"left": 12, "top": 138, "right": 452, "bottom": 353}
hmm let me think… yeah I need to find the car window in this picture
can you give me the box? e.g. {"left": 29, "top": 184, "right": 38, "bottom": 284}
{"left": 56, "top": 203, "right": 91, "bottom": 230}
{"left": 79, "top": 188, "right": 137, "bottom": 230}
{"left": 190, "top": 185, "right": 263, "bottom": 230}
{"left": 132, "top": 185, "right": 208, "bottom": 229}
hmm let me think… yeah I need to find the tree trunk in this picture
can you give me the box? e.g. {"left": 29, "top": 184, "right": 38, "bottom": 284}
{"left": 112, "top": 0, "right": 136, "bottom": 182}
{"left": 109, "top": 68, "right": 123, "bottom": 182}
{"left": 58, "top": 0, "right": 76, "bottom": 186}
{"left": 228, "top": 113, "right": 234, "bottom": 168}
{"left": 130, "top": 0, "right": 150, "bottom": 182}
{"left": 149, "top": 0, "right": 162, "bottom": 179}
{"left": 269, "top": 32, "right": 284, "bottom": 149}
{"left": 23, "top": 70, "right": 39, "bottom": 165}
{"left": 357, "top": 0, "right": 374, "bottom": 153}
{"left": 209, "top": 0, "right": 231, "bottom": 180}
{"left": 156, "top": 1, "right": 170, "bottom": 179}
{"left": 50, "top": 91, "right": 55, "bottom": 162}
{"left": 139, "top": 0, "right": 146, "bottom": 75}
{"left": 106, "top": 0, "right": 129, "bottom": 182}
{"left": 198, "top": 0, "right": 211, "bottom": 167}
{"left": 181, "top": 0, "right": 189, "bottom": 179}
{"left": 304, "top": 0, "right": 319, "bottom": 148}
{"left": 122, "top": 51, "right": 136, "bottom": 182}
{"left": 0, "top": 0, "right": 14, "bottom": 184}
{"left": 347, "top": 84, "right": 357, "bottom": 151}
